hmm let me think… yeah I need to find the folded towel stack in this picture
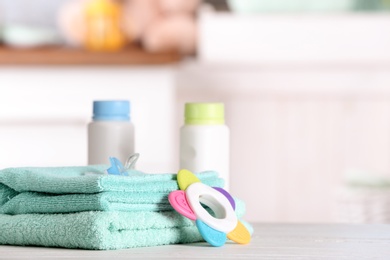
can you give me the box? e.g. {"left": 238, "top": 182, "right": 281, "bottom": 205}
{"left": 0, "top": 165, "right": 251, "bottom": 250}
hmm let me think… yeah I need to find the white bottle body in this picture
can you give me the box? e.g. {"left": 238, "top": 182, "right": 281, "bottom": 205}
{"left": 180, "top": 125, "right": 230, "bottom": 190}
{"left": 88, "top": 121, "right": 135, "bottom": 165}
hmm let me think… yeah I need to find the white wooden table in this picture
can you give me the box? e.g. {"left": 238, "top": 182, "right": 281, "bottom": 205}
{"left": 1, "top": 223, "right": 390, "bottom": 259}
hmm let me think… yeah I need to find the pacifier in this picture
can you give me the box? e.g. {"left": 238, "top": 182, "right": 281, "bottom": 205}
{"left": 106, "top": 153, "right": 140, "bottom": 176}
{"left": 168, "top": 169, "right": 251, "bottom": 247}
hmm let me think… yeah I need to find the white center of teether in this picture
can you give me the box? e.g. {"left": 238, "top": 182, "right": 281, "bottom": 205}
{"left": 186, "top": 182, "right": 237, "bottom": 233}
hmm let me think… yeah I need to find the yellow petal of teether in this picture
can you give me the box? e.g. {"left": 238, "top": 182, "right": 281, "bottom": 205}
{"left": 177, "top": 169, "right": 200, "bottom": 190}
{"left": 227, "top": 221, "right": 251, "bottom": 244}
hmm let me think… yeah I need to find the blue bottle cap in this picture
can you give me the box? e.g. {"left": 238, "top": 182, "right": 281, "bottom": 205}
{"left": 92, "top": 100, "right": 130, "bottom": 121}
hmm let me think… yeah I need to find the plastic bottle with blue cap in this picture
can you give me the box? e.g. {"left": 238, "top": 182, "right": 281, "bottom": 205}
{"left": 88, "top": 100, "right": 134, "bottom": 165}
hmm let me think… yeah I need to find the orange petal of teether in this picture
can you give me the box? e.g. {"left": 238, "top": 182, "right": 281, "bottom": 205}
{"left": 177, "top": 169, "right": 201, "bottom": 190}
{"left": 227, "top": 221, "right": 251, "bottom": 244}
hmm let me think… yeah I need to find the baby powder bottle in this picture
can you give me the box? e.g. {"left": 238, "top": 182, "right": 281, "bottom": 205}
{"left": 88, "top": 100, "right": 134, "bottom": 165}
{"left": 180, "top": 103, "right": 230, "bottom": 190}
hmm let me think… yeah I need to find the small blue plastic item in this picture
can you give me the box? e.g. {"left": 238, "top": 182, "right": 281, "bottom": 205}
{"left": 92, "top": 100, "right": 130, "bottom": 121}
{"left": 107, "top": 157, "right": 126, "bottom": 176}
{"left": 106, "top": 153, "right": 140, "bottom": 176}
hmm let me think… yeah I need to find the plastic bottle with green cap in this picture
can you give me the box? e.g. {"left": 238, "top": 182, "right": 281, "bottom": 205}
{"left": 88, "top": 100, "right": 134, "bottom": 165}
{"left": 180, "top": 103, "right": 230, "bottom": 190}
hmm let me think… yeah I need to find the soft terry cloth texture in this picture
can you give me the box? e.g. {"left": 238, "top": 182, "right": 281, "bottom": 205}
{"left": 0, "top": 201, "right": 250, "bottom": 250}
{"left": 0, "top": 165, "right": 251, "bottom": 250}
{"left": 0, "top": 166, "right": 222, "bottom": 193}
{"left": 0, "top": 167, "right": 223, "bottom": 214}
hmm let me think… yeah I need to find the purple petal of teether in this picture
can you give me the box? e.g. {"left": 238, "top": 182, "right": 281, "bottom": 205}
{"left": 213, "top": 187, "right": 236, "bottom": 210}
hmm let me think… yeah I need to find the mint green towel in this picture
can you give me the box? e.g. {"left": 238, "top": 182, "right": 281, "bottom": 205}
{"left": 0, "top": 200, "right": 251, "bottom": 250}
{"left": 0, "top": 165, "right": 252, "bottom": 250}
{"left": 0, "top": 191, "right": 173, "bottom": 214}
{"left": 0, "top": 166, "right": 221, "bottom": 193}
{"left": 0, "top": 167, "right": 223, "bottom": 214}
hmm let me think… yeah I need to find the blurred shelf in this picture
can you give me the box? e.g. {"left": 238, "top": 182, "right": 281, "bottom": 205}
{"left": 0, "top": 44, "right": 181, "bottom": 66}
{"left": 199, "top": 11, "right": 390, "bottom": 64}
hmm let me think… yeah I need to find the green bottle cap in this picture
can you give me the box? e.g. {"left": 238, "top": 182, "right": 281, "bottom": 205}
{"left": 184, "top": 103, "right": 225, "bottom": 125}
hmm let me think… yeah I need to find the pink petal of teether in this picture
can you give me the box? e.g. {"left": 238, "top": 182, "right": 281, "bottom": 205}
{"left": 168, "top": 190, "right": 197, "bottom": 220}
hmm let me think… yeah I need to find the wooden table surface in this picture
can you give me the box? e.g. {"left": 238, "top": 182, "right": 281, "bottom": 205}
{"left": 1, "top": 223, "right": 390, "bottom": 259}
{"left": 0, "top": 45, "right": 181, "bottom": 65}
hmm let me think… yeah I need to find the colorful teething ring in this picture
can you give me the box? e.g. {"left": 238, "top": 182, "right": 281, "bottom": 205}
{"left": 168, "top": 169, "right": 251, "bottom": 247}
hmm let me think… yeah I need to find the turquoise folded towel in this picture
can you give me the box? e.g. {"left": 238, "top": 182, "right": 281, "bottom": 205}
{"left": 1, "top": 191, "right": 172, "bottom": 214}
{"left": 0, "top": 167, "right": 223, "bottom": 214}
{"left": 0, "top": 201, "right": 251, "bottom": 250}
{"left": 0, "top": 166, "right": 222, "bottom": 193}
{"left": 0, "top": 165, "right": 252, "bottom": 250}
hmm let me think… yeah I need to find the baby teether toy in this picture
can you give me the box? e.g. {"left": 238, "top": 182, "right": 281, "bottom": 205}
{"left": 168, "top": 169, "right": 251, "bottom": 247}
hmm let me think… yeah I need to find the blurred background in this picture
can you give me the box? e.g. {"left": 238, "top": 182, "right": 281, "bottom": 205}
{"left": 1, "top": 0, "right": 390, "bottom": 224}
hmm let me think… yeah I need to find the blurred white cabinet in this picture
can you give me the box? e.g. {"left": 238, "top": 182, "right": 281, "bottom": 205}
{"left": 178, "top": 61, "right": 390, "bottom": 224}
{"left": 0, "top": 66, "right": 177, "bottom": 172}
